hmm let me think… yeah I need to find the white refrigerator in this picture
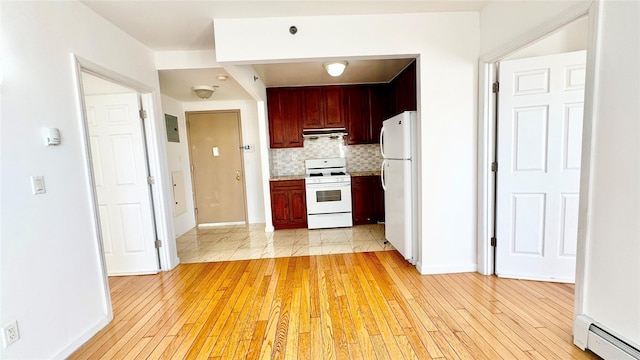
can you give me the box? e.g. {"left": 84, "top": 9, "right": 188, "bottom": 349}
{"left": 380, "top": 111, "right": 418, "bottom": 264}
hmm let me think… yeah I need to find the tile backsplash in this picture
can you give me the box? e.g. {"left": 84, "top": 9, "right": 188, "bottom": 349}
{"left": 270, "top": 137, "right": 382, "bottom": 176}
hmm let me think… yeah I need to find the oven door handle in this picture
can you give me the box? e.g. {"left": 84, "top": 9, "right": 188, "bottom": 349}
{"left": 305, "top": 182, "right": 351, "bottom": 189}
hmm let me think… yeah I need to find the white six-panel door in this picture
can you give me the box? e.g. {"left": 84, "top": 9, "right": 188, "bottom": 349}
{"left": 496, "top": 51, "right": 586, "bottom": 282}
{"left": 85, "top": 94, "right": 159, "bottom": 275}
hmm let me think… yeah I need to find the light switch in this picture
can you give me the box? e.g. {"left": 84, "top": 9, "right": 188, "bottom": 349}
{"left": 31, "top": 176, "right": 46, "bottom": 195}
{"left": 212, "top": 147, "right": 220, "bottom": 157}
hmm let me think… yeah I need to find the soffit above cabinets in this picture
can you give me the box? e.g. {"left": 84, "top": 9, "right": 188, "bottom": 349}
{"left": 253, "top": 59, "right": 414, "bottom": 87}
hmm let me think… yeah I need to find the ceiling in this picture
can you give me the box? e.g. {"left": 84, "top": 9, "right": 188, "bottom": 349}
{"left": 82, "top": 1, "right": 488, "bottom": 101}
{"left": 158, "top": 58, "right": 414, "bottom": 102}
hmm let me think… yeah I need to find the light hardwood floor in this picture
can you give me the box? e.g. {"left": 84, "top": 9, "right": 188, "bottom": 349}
{"left": 70, "top": 251, "right": 600, "bottom": 359}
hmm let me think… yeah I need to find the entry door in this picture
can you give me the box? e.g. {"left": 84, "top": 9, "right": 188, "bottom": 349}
{"left": 187, "top": 111, "right": 246, "bottom": 225}
{"left": 496, "top": 51, "right": 586, "bottom": 282}
{"left": 85, "top": 94, "right": 159, "bottom": 275}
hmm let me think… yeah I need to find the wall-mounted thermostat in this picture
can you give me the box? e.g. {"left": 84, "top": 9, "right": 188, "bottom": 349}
{"left": 43, "top": 127, "right": 61, "bottom": 146}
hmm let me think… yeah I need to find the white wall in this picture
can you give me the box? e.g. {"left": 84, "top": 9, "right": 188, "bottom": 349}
{"left": 575, "top": 0, "right": 640, "bottom": 347}
{"left": 505, "top": 16, "right": 588, "bottom": 60}
{"left": 182, "top": 99, "right": 266, "bottom": 224}
{"left": 161, "top": 95, "right": 196, "bottom": 235}
{"left": 0, "top": 2, "right": 172, "bottom": 358}
{"left": 480, "top": 0, "right": 592, "bottom": 58}
{"left": 215, "top": 12, "right": 480, "bottom": 273}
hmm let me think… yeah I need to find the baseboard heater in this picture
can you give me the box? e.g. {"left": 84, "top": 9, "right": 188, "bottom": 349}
{"left": 575, "top": 315, "right": 640, "bottom": 359}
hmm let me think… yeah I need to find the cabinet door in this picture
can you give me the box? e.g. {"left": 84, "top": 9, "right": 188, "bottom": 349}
{"left": 323, "top": 87, "right": 344, "bottom": 128}
{"left": 270, "top": 180, "right": 308, "bottom": 229}
{"left": 369, "top": 85, "right": 389, "bottom": 143}
{"left": 302, "top": 87, "right": 323, "bottom": 129}
{"left": 352, "top": 176, "right": 377, "bottom": 225}
{"left": 345, "top": 86, "right": 370, "bottom": 145}
{"left": 267, "top": 88, "right": 288, "bottom": 148}
{"left": 282, "top": 88, "right": 303, "bottom": 147}
{"left": 392, "top": 61, "right": 417, "bottom": 116}
{"left": 271, "top": 190, "right": 290, "bottom": 226}
{"left": 289, "top": 189, "right": 308, "bottom": 225}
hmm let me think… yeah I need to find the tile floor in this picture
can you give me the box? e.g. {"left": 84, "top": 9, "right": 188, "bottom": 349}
{"left": 177, "top": 223, "right": 394, "bottom": 263}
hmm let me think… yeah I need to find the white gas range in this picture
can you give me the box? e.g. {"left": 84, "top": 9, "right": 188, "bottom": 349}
{"left": 304, "top": 158, "right": 353, "bottom": 229}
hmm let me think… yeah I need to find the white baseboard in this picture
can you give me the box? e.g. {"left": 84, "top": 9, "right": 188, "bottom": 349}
{"left": 417, "top": 263, "right": 477, "bottom": 275}
{"left": 53, "top": 315, "right": 111, "bottom": 359}
{"left": 198, "top": 221, "right": 246, "bottom": 227}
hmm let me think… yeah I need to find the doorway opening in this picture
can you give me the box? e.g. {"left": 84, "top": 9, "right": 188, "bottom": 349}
{"left": 186, "top": 110, "right": 248, "bottom": 227}
{"left": 79, "top": 71, "right": 160, "bottom": 276}
{"left": 477, "top": 12, "right": 592, "bottom": 279}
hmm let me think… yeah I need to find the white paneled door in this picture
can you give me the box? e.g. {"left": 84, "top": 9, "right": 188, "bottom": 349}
{"left": 496, "top": 51, "right": 586, "bottom": 282}
{"left": 85, "top": 94, "right": 159, "bottom": 275}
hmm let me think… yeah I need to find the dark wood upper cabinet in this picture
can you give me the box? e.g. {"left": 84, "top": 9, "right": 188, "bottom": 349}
{"left": 390, "top": 60, "right": 417, "bottom": 116}
{"left": 267, "top": 62, "right": 415, "bottom": 148}
{"left": 302, "top": 86, "right": 344, "bottom": 129}
{"left": 345, "top": 84, "right": 390, "bottom": 145}
{"left": 369, "top": 84, "right": 390, "bottom": 143}
{"left": 267, "top": 88, "right": 303, "bottom": 148}
{"left": 323, "top": 87, "right": 344, "bottom": 128}
{"left": 344, "top": 85, "right": 371, "bottom": 145}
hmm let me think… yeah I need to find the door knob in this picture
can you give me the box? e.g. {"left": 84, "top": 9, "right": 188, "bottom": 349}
{"left": 236, "top": 170, "right": 241, "bottom": 181}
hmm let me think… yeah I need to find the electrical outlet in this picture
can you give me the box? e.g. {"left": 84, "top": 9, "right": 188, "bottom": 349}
{"left": 2, "top": 321, "right": 19, "bottom": 348}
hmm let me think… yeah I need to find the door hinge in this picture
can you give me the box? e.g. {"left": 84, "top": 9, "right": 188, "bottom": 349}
{"left": 491, "top": 162, "right": 498, "bottom": 172}
{"left": 492, "top": 82, "right": 499, "bottom": 93}
{"left": 491, "top": 237, "right": 497, "bottom": 247}
{"left": 147, "top": 176, "right": 155, "bottom": 185}
{"left": 186, "top": 120, "right": 190, "bottom": 128}
{"left": 190, "top": 165, "right": 194, "bottom": 173}
{"left": 155, "top": 239, "right": 162, "bottom": 248}
{"left": 139, "top": 109, "right": 147, "bottom": 119}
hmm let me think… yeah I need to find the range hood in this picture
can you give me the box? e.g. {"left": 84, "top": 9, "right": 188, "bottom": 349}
{"left": 302, "top": 128, "right": 348, "bottom": 139}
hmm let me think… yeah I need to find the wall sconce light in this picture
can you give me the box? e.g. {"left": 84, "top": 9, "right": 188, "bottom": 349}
{"left": 324, "top": 61, "right": 348, "bottom": 77}
{"left": 192, "top": 85, "right": 218, "bottom": 100}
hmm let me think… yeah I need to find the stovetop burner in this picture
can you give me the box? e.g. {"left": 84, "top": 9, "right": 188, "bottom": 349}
{"left": 304, "top": 158, "right": 350, "bottom": 182}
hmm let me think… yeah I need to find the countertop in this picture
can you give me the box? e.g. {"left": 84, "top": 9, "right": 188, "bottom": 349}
{"left": 270, "top": 171, "right": 380, "bottom": 181}
{"left": 270, "top": 175, "right": 306, "bottom": 181}
{"left": 350, "top": 171, "right": 381, "bottom": 177}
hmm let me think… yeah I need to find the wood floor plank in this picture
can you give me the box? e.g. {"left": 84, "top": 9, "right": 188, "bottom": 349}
{"left": 245, "top": 320, "right": 267, "bottom": 360}
{"left": 298, "top": 332, "right": 311, "bottom": 360}
{"left": 69, "top": 251, "right": 599, "bottom": 360}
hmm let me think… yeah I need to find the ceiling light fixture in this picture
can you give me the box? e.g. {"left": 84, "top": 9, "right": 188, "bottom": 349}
{"left": 191, "top": 85, "right": 218, "bottom": 100}
{"left": 324, "top": 61, "right": 348, "bottom": 77}
{"left": 216, "top": 75, "right": 228, "bottom": 81}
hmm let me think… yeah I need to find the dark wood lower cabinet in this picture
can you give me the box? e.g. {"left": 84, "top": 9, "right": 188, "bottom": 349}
{"left": 271, "top": 177, "right": 385, "bottom": 229}
{"left": 270, "top": 180, "right": 307, "bottom": 230}
{"left": 351, "top": 176, "right": 385, "bottom": 225}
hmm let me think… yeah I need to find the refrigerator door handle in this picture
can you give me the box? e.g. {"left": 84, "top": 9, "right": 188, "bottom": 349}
{"left": 379, "top": 126, "right": 386, "bottom": 158}
{"left": 380, "top": 160, "right": 387, "bottom": 191}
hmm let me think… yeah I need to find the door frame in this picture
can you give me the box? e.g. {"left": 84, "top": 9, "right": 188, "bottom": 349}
{"left": 476, "top": 2, "right": 596, "bottom": 275}
{"left": 185, "top": 109, "right": 249, "bottom": 226}
{"left": 83, "top": 92, "right": 160, "bottom": 275}
{"left": 72, "top": 55, "right": 178, "bottom": 316}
